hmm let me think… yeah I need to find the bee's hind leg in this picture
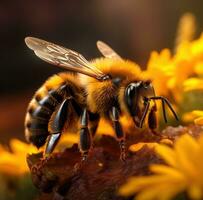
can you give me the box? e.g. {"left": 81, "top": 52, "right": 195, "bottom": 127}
{"left": 110, "top": 106, "right": 126, "bottom": 162}
{"left": 36, "top": 99, "right": 70, "bottom": 171}
{"left": 45, "top": 99, "right": 70, "bottom": 154}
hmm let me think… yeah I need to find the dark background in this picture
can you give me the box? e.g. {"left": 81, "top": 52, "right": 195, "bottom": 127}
{"left": 1, "top": 0, "right": 203, "bottom": 143}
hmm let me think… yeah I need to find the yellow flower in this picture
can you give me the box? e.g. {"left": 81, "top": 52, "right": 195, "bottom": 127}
{"left": 129, "top": 142, "right": 158, "bottom": 152}
{"left": 97, "top": 116, "right": 135, "bottom": 137}
{"left": 56, "top": 133, "right": 79, "bottom": 151}
{"left": 194, "top": 62, "right": 203, "bottom": 75}
{"left": 145, "top": 49, "right": 173, "bottom": 97}
{"left": 0, "top": 122, "right": 134, "bottom": 177}
{"left": 195, "top": 117, "right": 203, "bottom": 126}
{"left": 183, "top": 78, "right": 203, "bottom": 92}
{"left": 129, "top": 139, "right": 173, "bottom": 152}
{"left": 119, "top": 134, "right": 203, "bottom": 200}
{"left": 182, "top": 110, "right": 203, "bottom": 125}
{"left": 0, "top": 134, "right": 79, "bottom": 176}
{"left": 144, "top": 30, "right": 203, "bottom": 104}
{"left": 175, "top": 13, "right": 196, "bottom": 48}
{"left": 0, "top": 139, "right": 38, "bottom": 175}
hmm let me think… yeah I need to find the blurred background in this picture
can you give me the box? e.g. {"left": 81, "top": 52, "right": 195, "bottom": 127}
{"left": 1, "top": 0, "right": 203, "bottom": 144}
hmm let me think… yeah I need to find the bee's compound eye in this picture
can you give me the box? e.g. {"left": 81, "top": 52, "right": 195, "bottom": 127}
{"left": 125, "top": 82, "right": 141, "bottom": 116}
{"left": 125, "top": 83, "right": 137, "bottom": 105}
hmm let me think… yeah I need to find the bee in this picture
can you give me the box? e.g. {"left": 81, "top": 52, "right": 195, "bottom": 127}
{"left": 24, "top": 37, "right": 178, "bottom": 163}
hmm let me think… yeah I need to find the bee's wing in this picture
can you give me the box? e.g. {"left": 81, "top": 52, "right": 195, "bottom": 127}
{"left": 96, "top": 40, "right": 122, "bottom": 60}
{"left": 25, "top": 37, "right": 108, "bottom": 80}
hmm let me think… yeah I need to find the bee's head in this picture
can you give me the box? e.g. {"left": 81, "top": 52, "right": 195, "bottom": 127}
{"left": 124, "top": 80, "right": 154, "bottom": 115}
{"left": 124, "top": 80, "right": 178, "bottom": 127}
{"left": 124, "top": 80, "right": 156, "bottom": 126}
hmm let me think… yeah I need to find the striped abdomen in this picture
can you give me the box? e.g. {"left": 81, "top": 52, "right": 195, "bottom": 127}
{"left": 25, "top": 81, "right": 68, "bottom": 148}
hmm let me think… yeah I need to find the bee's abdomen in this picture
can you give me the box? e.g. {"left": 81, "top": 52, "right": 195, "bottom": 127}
{"left": 25, "top": 82, "right": 67, "bottom": 148}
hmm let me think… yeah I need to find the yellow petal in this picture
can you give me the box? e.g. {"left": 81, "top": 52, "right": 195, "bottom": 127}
{"left": 160, "top": 139, "right": 173, "bottom": 146}
{"left": 129, "top": 142, "right": 158, "bottom": 152}
{"left": 58, "top": 133, "right": 79, "bottom": 150}
{"left": 192, "top": 110, "right": 203, "bottom": 116}
{"left": 182, "top": 112, "right": 197, "bottom": 122}
{"left": 118, "top": 177, "right": 141, "bottom": 196}
{"left": 196, "top": 135, "right": 203, "bottom": 175}
{"left": 10, "top": 139, "right": 37, "bottom": 154}
{"left": 183, "top": 78, "right": 203, "bottom": 91}
{"left": 174, "top": 134, "right": 199, "bottom": 177}
{"left": 188, "top": 185, "right": 203, "bottom": 200}
{"left": 194, "top": 117, "right": 203, "bottom": 125}
{"left": 150, "top": 164, "right": 185, "bottom": 180}
{"left": 175, "top": 12, "right": 196, "bottom": 48}
{"left": 182, "top": 110, "right": 203, "bottom": 123}
{"left": 136, "top": 183, "right": 185, "bottom": 200}
{"left": 155, "top": 145, "right": 177, "bottom": 167}
{"left": 194, "top": 62, "right": 203, "bottom": 75}
{"left": 136, "top": 186, "right": 164, "bottom": 200}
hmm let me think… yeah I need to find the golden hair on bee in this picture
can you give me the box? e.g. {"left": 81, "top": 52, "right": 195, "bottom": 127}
{"left": 80, "top": 58, "right": 146, "bottom": 115}
{"left": 24, "top": 37, "right": 178, "bottom": 166}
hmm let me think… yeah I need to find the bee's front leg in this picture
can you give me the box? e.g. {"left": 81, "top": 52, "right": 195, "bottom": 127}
{"left": 110, "top": 106, "right": 126, "bottom": 162}
{"left": 148, "top": 104, "right": 157, "bottom": 131}
{"left": 148, "top": 104, "right": 172, "bottom": 140}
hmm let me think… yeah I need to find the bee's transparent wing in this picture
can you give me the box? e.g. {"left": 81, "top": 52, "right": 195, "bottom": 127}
{"left": 25, "top": 37, "right": 107, "bottom": 80}
{"left": 96, "top": 40, "right": 122, "bottom": 60}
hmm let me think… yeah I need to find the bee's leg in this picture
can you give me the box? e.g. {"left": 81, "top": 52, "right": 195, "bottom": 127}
{"left": 74, "top": 111, "right": 99, "bottom": 172}
{"left": 148, "top": 104, "right": 169, "bottom": 139}
{"left": 33, "top": 99, "right": 70, "bottom": 172}
{"left": 148, "top": 108, "right": 164, "bottom": 139}
{"left": 148, "top": 104, "right": 157, "bottom": 131}
{"left": 110, "top": 106, "right": 126, "bottom": 161}
{"left": 45, "top": 99, "right": 70, "bottom": 156}
{"left": 75, "top": 108, "right": 92, "bottom": 171}
{"left": 88, "top": 112, "right": 100, "bottom": 139}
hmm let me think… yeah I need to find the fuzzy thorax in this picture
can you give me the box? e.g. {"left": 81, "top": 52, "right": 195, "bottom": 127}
{"left": 80, "top": 58, "right": 147, "bottom": 115}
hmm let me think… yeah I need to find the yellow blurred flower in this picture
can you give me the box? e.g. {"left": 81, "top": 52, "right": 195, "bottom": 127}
{"left": 119, "top": 134, "right": 203, "bottom": 200}
{"left": 171, "top": 35, "right": 203, "bottom": 94}
{"left": 97, "top": 116, "right": 135, "bottom": 137}
{"left": 142, "top": 23, "right": 203, "bottom": 130}
{"left": 0, "top": 119, "right": 134, "bottom": 177}
{"left": 145, "top": 49, "right": 173, "bottom": 97}
{"left": 0, "top": 139, "right": 38, "bottom": 175}
{"left": 129, "top": 139, "right": 173, "bottom": 152}
{"left": 129, "top": 142, "right": 158, "bottom": 152}
{"left": 182, "top": 110, "right": 203, "bottom": 126}
{"left": 195, "top": 117, "right": 203, "bottom": 125}
{"left": 147, "top": 35, "right": 203, "bottom": 102}
{"left": 183, "top": 78, "right": 203, "bottom": 92}
{"left": 57, "top": 133, "right": 79, "bottom": 150}
{"left": 194, "top": 62, "right": 203, "bottom": 75}
{"left": 144, "top": 15, "right": 203, "bottom": 103}
{"left": 0, "top": 133, "right": 80, "bottom": 176}
{"left": 175, "top": 12, "right": 196, "bottom": 48}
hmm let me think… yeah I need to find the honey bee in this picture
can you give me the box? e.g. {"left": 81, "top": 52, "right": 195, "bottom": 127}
{"left": 24, "top": 37, "right": 178, "bottom": 163}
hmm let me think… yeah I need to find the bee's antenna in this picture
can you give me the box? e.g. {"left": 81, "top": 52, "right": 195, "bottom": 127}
{"left": 139, "top": 96, "right": 178, "bottom": 128}
{"left": 149, "top": 96, "right": 179, "bottom": 121}
{"left": 161, "top": 99, "right": 167, "bottom": 123}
